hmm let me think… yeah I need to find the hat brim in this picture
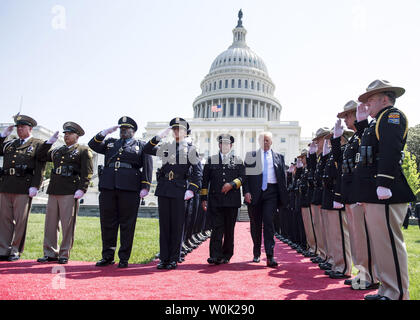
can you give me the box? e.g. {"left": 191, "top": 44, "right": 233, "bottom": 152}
{"left": 337, "top": 108, "right": 357, "bottom": 119}
{"left": 171, "top": 124, "right": 188, "bottom": 130}
{"left": 312, "top": 132, "right": 329, "bottom": 141}
{"left": 358, "top": 87, "right": 405, "bottom": 103}
{"left": 119, "top": 124, "right": 136, "bottom": 131}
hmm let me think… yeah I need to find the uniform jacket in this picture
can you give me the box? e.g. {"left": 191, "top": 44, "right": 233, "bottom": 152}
{"left": 0, "top": 137, "right": 51, "bottom": 194}
{"left": 242, "top": 149, "right": 288, "bottom": 208}
{"left": 296, "top": 166, "right": 311, "bottom": 208}
{"left": 330, "top": 120, "right": 368, "bottom": 204}
{"left": 353, "top": 106, "right": 416, "bottom": 204}
{"left": 308, "top": 153, "right": 328, "bottom": 205}
{"left": 201, "top": 152, "right": 245, "bottom": 208}
{"left": 88, "top": 133, "right": 153, "bottom": 192}
{"left": 44, "top": 144, "right": 94, "bottom": 195}
{"left": 143, "top": 136, "right": 202, "bottom": 199}
{"left": 321, "top": 150, "right": 341, "bottom": 211}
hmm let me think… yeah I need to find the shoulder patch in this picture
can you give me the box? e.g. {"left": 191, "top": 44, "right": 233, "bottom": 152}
{"left": 388, "top": 112, "right": 400, "bottom": 124}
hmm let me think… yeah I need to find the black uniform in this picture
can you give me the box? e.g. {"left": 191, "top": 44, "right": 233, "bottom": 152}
{"left": 88, "top": 133, "right": 153, "bottom": 263}
{"left": 354, "top": 106, "right": 415, "bottom": 204}
{"left": 201, "top": 152, "right": 245, "bottom": 262}
{"left": 143, "top": 136, "right": 202, "bottom": 266}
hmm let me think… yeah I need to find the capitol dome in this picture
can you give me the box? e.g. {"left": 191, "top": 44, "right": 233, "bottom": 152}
{"left": 193, "top": 10, "right": 282, "bottom": 122}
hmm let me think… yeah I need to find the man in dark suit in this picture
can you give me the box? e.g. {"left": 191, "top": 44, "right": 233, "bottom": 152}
{"left": 243, "top": 132, "right": 288, "bottom": 267}
{"left": 201, "top": 134, "right": 245, "bottom": 265}
{"left": 88, "top": 116, "right": 153, "bottom": 268}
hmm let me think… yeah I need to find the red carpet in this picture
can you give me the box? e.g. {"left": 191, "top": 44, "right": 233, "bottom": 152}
{"left": 0, "top": 222, "right": 375, "bottom": 300}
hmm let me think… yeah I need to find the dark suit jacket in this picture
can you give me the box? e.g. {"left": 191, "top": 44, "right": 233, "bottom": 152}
{"left": 242, "top": 149, "right": 288, "bottom": 207}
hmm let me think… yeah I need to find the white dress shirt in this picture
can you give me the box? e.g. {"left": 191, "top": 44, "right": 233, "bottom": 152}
{"left": 260, "top": 148, "right": 277, "bottom": 184}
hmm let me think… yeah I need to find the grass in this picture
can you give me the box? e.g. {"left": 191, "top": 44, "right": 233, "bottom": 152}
{"left": 22, "top": 213, "right": 159, "bottom": 264}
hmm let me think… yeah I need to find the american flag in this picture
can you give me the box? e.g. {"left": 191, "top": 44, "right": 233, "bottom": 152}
{"left": 211, "top": 105, "right": 222, "bottom": 112}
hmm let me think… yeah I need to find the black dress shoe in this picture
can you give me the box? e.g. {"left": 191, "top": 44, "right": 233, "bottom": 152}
{"left": 7, "top": 255, "right": 20, "bottom": 262}
{"left": 266, "top": 257, "right": 278, "bottom": 268}
{"left": 351, "top": 282, "right": 380, "bottom": 290}
{"left": 329, "top": 271, "right": 351, "bottom": 279}
{"left": 319, "top": 263, "right": 332, "bottom": 270}
{"left": 58, "top": 258, "right": 68, "bottom": 264}
{"left": 37, "top": 256, "right": 59, "bottom": 263}
{"left": 252, "top": 256, "right": 260, "bottom": 263}
{"left": 207, "top": 257, "right": 216, "bottom": 264}
{"left": 324, "top": 269, "right": 335, "bottom": 275}
{"left": 157, "top": 261, "right": 168, "bottom": 269}
{"left": 364, "top": 294, "right": 391, "bottom": 301}
{"left": 0, "top": 255, "right": 10, "bottom": 261}
{"left": 166, "top": 261, "right": 177, "bottom": 270}
{"left": 215, "top": 258, "right": 229, "bottom": 265}
{"left": 118, "top": 261, "right": 128, "bottom": 268}
{"left": 344, "top": 278, "right": 356, "bottom": 285}
{"left": 95, "top": 258, "right": 115, "bottom": 267}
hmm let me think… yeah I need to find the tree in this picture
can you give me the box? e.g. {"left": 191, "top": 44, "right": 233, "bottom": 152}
{"left": 406, "top": 124, "right": 420, "bottom": 171}
{"left": 402, "top": 148, "right": 420, "bottom": 200}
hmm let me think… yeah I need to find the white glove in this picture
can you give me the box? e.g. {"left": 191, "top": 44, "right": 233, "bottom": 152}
{"left": 309, "top": 141, "right": 317, "bottom": 155}
{"left": 322, "top": 139, "right": 331, "bottom": 156}
{"left": 47, "top": 131, "right": 60, "bottom": 144}
{"left": 1, "top": 125, "right": 14, "bottom": 138}
{"left": 101, "top": 125, "right": 120, "bottom": 136}
{"left": 333, "top": 201, "right": 344, "bottom": 209}
{"left": 184, "top": 190, "right": 194, "bottom": 200}
{"left": 296, "top": 158, "right": 303, "bottom": 168}
{"left": 356, "top": 102, "right": 369, "bottom": 122}
{"left": 140, "top": 189, "right": 149, "bottom": 198}
{"left": 74, "top": 190, "right": 85, "bottom": 199}
{"left": 377, "top": 186, "right": 392, "bottom": 200}
{"left": 28, "top": 187, "right": 38, "bottom": 198}
{"left": 157, "top": 127, "right": 172, "bottom": 139}
{"left": 333, "top": 119, "right": 344, "bottom": 139}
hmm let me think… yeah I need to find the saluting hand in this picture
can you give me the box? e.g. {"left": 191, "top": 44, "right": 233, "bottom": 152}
{"left": 1, "top": 125, "right": 14, "bottom": 138}
{"left": 356, "top": 102, "right": 369, "bottom": 122}
{"left": 157, "top": 127, "right": 172, "bottom": 139}
{"left": 309, "top": 141, "right": 317, "bottom": 155}
{"left": 47, "top": 131, "right": 60, "bottom": 144}
{"left": 333, "top": 119, "right": 344, "bottom": 139}
{"left": 101, "top": 125, "right": 120, "bottom": 136}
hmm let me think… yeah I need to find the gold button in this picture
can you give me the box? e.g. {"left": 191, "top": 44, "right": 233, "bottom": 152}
{"left": 117, "top": 158, "right": 120, "bottom": 160}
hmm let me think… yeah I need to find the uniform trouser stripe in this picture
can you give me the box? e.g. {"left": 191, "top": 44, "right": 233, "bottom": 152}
{"left": 338, "top": 210, "right": 348, "bottom": 274}
{"left": 309, "top": 206, "right": 318, "bottom": 254}
{"left": 364, "top": 215, "right": 375, "bottom": 284}
{"left": 385, "top": 204, "right": 404, "bottom": 300}
{"left": 18, "top": 197, "right": 32, "bottom": 254}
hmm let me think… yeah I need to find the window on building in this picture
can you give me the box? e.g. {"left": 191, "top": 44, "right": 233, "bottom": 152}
{"left": 251, "top": 81, "right": 254, "bottom": 90}
{"left": 225, "top": 79, "right": 228, "bottom": 88}
{"left": 245, "top": 80, "right": 248, "bottom": 88}
{"left": 219, "top": 80, "right": 222, "bottom": 89}
{"left": 229, "top": 103, "right": 234, "bottom": 116}
{"left": 237, "top": 103, "right": 241, "bottom": 116}
{"left": 223, "top": 103, "right": 227, "bottom": 117}
{"left": 257, "top": 82, "right": 260, "bottom": 91}
{"left": 244, "top": 104, "right": 248, "bottom": 117}
{"left": 262, "top": 84, "right": 265, "bottom": 92}
{"left": 238, "top": 79, "right": 242, "bottom": 88}
{"left": 281, "top": 138, "right": 286, "bottom": 143}
{"left": 231, "top": 79, "right": 235, "bottom": 88}
{"left": 213, "top": 82, "right": 216, "bottom": 90}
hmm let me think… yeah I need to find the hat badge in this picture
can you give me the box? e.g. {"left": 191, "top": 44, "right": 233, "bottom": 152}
{"left": 122, "top": 116, "right": 127, "bottom": 122}
{"left": 17, "top": 116, "right": 22, "bottom": 120}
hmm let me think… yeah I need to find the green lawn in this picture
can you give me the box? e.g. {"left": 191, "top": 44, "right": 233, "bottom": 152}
{"left": 22, "top": 213, "right": 159, "bottom": 264}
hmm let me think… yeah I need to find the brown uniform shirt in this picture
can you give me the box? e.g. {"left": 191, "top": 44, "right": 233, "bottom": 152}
{"left": 46, "top": 144, "right": 94, "bottom": 195}
{"left": 0, "top": 137, "right": 51, "bottom": 194}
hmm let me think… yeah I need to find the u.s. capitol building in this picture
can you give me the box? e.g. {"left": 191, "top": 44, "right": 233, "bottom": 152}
{"left": 144, "top": 11, "right": 304, "bottom": 166}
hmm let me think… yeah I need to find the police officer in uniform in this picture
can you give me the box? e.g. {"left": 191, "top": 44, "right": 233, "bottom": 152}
{"left": 201, "top": 134, "right": 245, "bottom": 264}
{"left": 0, "top": 115, "right": 57, "bottom": 261}
{"left": 37, "top": 122, "right": 94, "bottom": 264}
{"left": 354, "top": 80, "right": 415, "bottom": 300}
{"left": 143, "top": 118, "right": 202, "bottom": 270}
{"left": 88, "top": 117, "right": 153, "bottom": 268}
{"left": 331, "top": 100, "right": 378, "bottom": 290}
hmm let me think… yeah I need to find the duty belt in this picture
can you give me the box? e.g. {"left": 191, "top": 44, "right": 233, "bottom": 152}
{"left": 2, "top": 167, "right": 34, "bottom": 177}
{"left": 52, "top": 166, "right": 79, "bottom": 177}
{"left": 108, "top": 162, "right": 137, "bottom": 169}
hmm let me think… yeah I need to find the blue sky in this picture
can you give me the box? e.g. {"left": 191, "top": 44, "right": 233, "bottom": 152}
{"left": 1, "top": 0, "right": 419, "bottom": 143}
